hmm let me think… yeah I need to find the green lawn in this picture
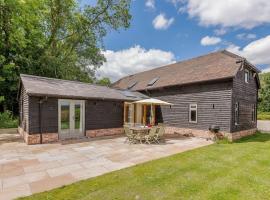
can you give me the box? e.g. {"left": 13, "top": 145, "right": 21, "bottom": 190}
{"left": 258, "top": 112, "right": 270, "bottom": 120}
{"left": 18, "top": 132, "right": 270, "bottom": 200}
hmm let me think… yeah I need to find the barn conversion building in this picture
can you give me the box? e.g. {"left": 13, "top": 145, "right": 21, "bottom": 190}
{"left": 18, "top": 50, "right": 260, "bottom": 144}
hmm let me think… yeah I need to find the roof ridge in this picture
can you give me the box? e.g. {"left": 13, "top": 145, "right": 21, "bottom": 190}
{"left": 220, "top": 50, "right": 243, "bottom": 59}
{"left": 20, "top": 74, "right": 113, "bottom": 90}
{"left": 112, "top": 50, "right": 231, "bottom": 85}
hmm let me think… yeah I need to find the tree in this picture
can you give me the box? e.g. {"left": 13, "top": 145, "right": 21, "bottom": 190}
{"left": 96, "top": 77, "right": 111, "bottom": 86}
{"left": 259, "top": 72, "right": 270, "bottom": 112}
{"left": 0, "top": 0, "right": 131, "bottom": 113}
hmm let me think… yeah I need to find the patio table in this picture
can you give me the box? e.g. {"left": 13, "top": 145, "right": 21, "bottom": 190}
{"left": 129, "top": 126, "right": 151, "bottom": 132}
{"left": 129, "top": 127, "right": 151, "bottom": 143}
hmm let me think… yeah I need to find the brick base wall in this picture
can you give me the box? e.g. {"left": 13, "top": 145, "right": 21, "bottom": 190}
{"left": 42, "top": 133, "right": 59, "bottom": 143}
{"left": 86, "top": 128, "right": 124, "bottom": 138}
{"left": 18, "top": 127, "right": 58, "bottom": 145}
{"left": 165, "top": 126, "right": 213, "bottom": 139}
{"left": 164, "top": 126, "right": 257, "bottom": 141}
{"left": 225, "top": 128, "right": 257, "bottom": 141}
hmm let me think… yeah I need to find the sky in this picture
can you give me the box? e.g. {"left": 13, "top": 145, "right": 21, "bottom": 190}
{"left": 82, "top": 0, "right": 270, "bottom": 81}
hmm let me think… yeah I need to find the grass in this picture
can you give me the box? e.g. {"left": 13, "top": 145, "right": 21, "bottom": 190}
{"left": 18, "top": 132, "right": 270, "bottom": 200}
{"left": 258, "top": 112, "right": 270, "bottom": 120}
{"left": 0, "top": 111, "right": 18, "bottom": 129}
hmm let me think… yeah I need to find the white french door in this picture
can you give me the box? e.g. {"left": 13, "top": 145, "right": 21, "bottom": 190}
{"left": 58, "top": 99, "right": 85, "bottom": 139}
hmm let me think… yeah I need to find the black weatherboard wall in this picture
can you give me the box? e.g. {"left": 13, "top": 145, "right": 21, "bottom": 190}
{"left": 28, "top": 97, "right": 58, "bottom": 134}
{"left": 27, "top": 97, "right": 124, "bottom": 135}
{"left": 231, "top": 65, "right": 258, "bottom": 132}
{"left": 147, "top": 80, "right": 233, "bottom": 132}
{"left": 19, "top": 85, "right": 29, "bottom": 133}
{"left": 85, "top": 100, "right": 124, "bottom": 130}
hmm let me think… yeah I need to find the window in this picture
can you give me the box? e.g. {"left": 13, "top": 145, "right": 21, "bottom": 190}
{"left": 189, "top": 104, "right": 197, "bottom": 123}
{"left": 252, "top": 104, "right": 256, "bottom": 122}
{"left": 235, "top": 102, "right": 239, "bottom": 125}
{"left": 127, "top": 81, "right": 137, "bottom": 89}
{"left": 245, "top": 69, "right": 249, "bottom": 83}
{"left": 147, "top": 77, "right": 159, "bottom": 86}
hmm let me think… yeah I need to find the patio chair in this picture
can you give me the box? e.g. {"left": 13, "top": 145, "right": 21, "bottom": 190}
{"left": 124, "top": 125, "right": 135, "bottom": 144}
{"left": 145, "top": 126, "right": 158, "bottom": 144}
{"left": 154, "top": 126, "right": 165, "bottom": 143}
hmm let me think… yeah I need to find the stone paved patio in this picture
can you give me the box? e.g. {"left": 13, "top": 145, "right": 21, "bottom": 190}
{"left": 0, "top": 133, "right": 212, "bottom": 200}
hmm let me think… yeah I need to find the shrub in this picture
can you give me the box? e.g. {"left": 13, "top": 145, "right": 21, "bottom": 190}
{"left": 0, "top": 111, "right": 18, "bottom": 129}
{"left": 258, "top": 112, "right": 270, "bottom": 120}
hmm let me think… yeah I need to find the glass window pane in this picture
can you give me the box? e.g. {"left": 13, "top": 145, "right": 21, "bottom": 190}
{"left": 75, "top": 104, "right": 81, "bottom": 129}
{"left": 61, "top": 104, "right": 69, "bottom": 130}
{"left": 191, "top": 110, "right": 196, "bottom": 122}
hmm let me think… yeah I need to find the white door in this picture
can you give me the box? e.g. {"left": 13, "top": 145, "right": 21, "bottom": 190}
{"left": 58, "top": 99, "right": 85, "bottom": 140}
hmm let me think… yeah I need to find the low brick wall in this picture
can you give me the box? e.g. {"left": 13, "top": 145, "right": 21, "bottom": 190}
{"left": 226, "top": 128, "right": 257, "bottom": 141}
{"left": 42, "top": 133, "right": 59, "bottom": 143}
{"left": 164, "top": 126, "right": 257, "bottom": 141}
{"left": 86, "top": 128, "right": 124, "bottom": 138}
{"left": 165, "top": 126, "right": 213, "bottom": 139}
{"left": 18, "top": 127, "right": 58, "bottom": 145}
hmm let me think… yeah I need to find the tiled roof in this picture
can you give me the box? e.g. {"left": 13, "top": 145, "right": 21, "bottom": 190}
{"left": 112, "top": 50, "right": 260, "bottom": 91}
{"left": 20, "top": 74, "right": 147, "bottom": 101}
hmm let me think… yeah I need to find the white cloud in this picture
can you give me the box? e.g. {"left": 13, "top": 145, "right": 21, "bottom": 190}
{"left": 200, "top": 36, "right": 222, "bottom": 46}
{"left": 168, "top": 0, "right": 183, "bottom": 7}
{"left": 152, "top": 13, "right": 174, "bottom": 30}
{"left": 214, "top": 28, "right": 227, "bottom": 36}
{"left": 95, "top": 45, "right": 176, "bottom": 81}
{"left": 227, "top": 35, "right": 270, "bottom": 66}
{"left": 145, "top": 0, "right": 155, "bottom": 9}
{"left": 236, "top": 33, "right": 257, "bottom": 40}
{"left": 183, "top": 0, "right": 270, "bottom": 29}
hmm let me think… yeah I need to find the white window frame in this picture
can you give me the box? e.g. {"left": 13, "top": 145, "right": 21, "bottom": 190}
{"left": 58, "top": 99, "right": 85, "bottom": 139}
{"left": 245, "top": 69, "right": 249, "bottom": 83}
{"left": 235, "top": 102, "right": 239, "bottom": 125}
{"left": 189, "top": 104, "right": 197, "bottom": 123}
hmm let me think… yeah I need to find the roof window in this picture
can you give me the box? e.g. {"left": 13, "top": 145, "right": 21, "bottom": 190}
{"left": 121, "top": 90, "right": 137, "bottom": 98}
{"left": 127, "top": 81, "right": 137, "bottom": 89}
{"left": 147, "top": 77, "right": 159, "bottom": 86}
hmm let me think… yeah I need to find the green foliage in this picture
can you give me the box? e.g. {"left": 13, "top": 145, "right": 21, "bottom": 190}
{"left": 96, "top": 77, "right": 111, "bottom": 86}
{"left": 0, "top": 0, "right": 131, "bottom": 113}
{"left": 0, "top": 111, "right": 18, "bottom": 128}
{"left": 258, "top": 72, "right": 270, "bottom": 112}
{"left": 257, "top": 112, "right": 270, "bottom": 120}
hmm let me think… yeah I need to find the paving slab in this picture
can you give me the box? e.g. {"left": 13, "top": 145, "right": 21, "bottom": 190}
{"left": 0, "top": 133, "right": 212, "bottom": 199}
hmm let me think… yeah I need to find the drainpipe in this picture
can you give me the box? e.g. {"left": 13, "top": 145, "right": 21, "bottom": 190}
{"left": 38, "top": 96, "right": 47, "bottom": 144}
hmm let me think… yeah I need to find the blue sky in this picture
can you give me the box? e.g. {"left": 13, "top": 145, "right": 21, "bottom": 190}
{"left": 81, "top": 0, "right": 270, "bottom": 81}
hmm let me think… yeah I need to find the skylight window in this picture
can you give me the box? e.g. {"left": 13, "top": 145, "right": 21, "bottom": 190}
{"left": 147, "top": 77, "right": 159, "bottom": 86}
{"left": 127, "top": 81, "right": 137, "bottom": 89}
{"left": 122, "top": 90, "right": 136, "bottom": 98}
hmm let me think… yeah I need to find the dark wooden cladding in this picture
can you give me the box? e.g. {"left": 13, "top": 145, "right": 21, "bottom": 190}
{"left": 146, "top": 80, "right": 233, "bottom": 132}
{"left": 85, "top": 100, "right": 124, "bottom": 130}
{"left": 231, "top": 65, "right": 258, "bottom": 132}
{"left": 29, "top": 97, "right": 58, "bottom": 134}
{"left": 27, "top": 97, "right": 124, "bottom": 134}
{"left": 19, "top": 85, "right": 29, "bottom": 132}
